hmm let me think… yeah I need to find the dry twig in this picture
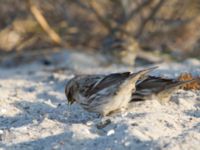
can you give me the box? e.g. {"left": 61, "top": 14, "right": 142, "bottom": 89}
{"left": 136, "top": 0, "right": 165, "bottom": 38}
{"left": 28, "top": 0, "right": 65, "bottom": 46}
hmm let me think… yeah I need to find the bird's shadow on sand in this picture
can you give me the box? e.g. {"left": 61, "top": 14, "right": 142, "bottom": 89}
{"left": 1, "top": 120, "right": 160, "bottom": 150}
{"left": 0, "top": 99, "right": 101, "bottom": 130}
{"left": 1, "top": 91, "right": 199, "bottom": 150}
{"left": 0, "top": 66, "right": 100, "bottom": 130}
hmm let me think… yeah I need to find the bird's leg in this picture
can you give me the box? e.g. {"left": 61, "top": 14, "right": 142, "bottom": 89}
{"left": 106, "top": 109, "right": 122, "bottom": 116}
{"left": 97, "top": 113, "right": 103, "bottom": 118}
{"left": 96, "top": 118, "right": 112, "bottom": 129}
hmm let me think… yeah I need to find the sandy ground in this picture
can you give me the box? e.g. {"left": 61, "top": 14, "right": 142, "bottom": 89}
{"left": 0, "top": 50, "right": 200, "bottom": 150}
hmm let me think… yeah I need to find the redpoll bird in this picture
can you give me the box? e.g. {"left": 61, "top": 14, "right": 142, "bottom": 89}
{"left": 65, "top": 67, "right": 157, "bottom": 116}
{"left": 131, "top": 76, "right": 196, "bottom": 104}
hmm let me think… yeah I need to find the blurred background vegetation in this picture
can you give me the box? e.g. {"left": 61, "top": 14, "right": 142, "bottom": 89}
{"left": 0, "top": 0, "right": 200, "bottom": 66}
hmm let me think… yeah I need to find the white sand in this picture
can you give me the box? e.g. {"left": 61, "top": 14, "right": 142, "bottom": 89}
{"left": 0, "top": 50, "right": 199, "bottom": 150}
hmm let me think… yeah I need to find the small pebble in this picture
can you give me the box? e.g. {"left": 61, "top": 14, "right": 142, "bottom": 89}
{"left": 86, "top": 121, "right": 93, "bottom": 126}
{"left": 49, "top": 81, "right": 54, "bottom": 84}
{"left": 32, "top": 119, "right": 38, "bottom": 124}
{"left": 131, "top": 123, "right": 138, "bottom": 126}
{"left": 0, "top": 130, "right": 3, "bottom": 141}
{"left": 0, "top": 130, "right": 3, "bottom": 135}
{"left": 124, "top": 141, "right": 131, "bottom": 147}
{"left": 107, "top": 129, "right": 115, "bottom": 136}
{"left": 0, "top": 108, "right": 7, "bottom": 113}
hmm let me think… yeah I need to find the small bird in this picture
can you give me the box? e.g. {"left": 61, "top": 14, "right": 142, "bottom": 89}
{"left": 131, "top": 76, "right": 197, "bottom": 104}
{"left": 65, "top": 67, "right": 157, "bottom": 116}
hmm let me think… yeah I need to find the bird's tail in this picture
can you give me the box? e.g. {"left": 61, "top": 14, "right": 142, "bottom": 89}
{"left": 130, "top": 79, "right": 197, "bottom": 103}
{"left": 158, "top": 79, "right": 197, "bottom": 95}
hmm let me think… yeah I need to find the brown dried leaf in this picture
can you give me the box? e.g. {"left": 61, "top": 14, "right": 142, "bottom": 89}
{"left": 178, "top": 72, "right": 200, "bottom": 90}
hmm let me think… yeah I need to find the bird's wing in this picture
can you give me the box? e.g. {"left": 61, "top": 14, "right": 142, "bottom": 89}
{"left": 131, "top": 76, "right": 176, "bottom": 101}
{"left": 136, "top": 76, "right": 176, "bottom": 92}
{"left": 85, "top": 67, "right": 157, "bottom": 97}
{"left": 85, "top": 72, "right": 131, "bottom": 96}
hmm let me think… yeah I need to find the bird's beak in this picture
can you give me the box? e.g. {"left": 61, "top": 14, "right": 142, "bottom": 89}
{"left": 67, "top": 98, "right": 75, "bottom": 105}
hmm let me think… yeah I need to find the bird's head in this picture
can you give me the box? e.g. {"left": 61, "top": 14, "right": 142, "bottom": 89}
{"left": 65, "top": 78, "right": 79, "bottom": 105}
